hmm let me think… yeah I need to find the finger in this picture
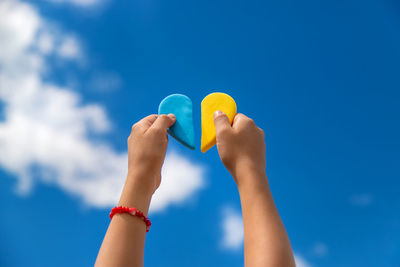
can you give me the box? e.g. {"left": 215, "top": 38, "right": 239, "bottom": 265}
{"left": 213, "top": 110, "right": 232, "bottom": 137}
{"left": 257, "top": 126, "right": 265, "bottom": 136}
{"left": 148, "top": 114, "right": 176, "bottom": 133}
{"left": 131, "top": 114, "right": 158, "bottom": 135}
{"left": 232, "top": 113, "right": 246, "bottom": 127}
{"left": 133, "top": 114, "right": 158, "bottom": 131}
{"left": 232, "top": 113, "right": 252, "bottom": 129}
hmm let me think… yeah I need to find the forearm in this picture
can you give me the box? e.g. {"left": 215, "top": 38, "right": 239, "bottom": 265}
{"left": 95, "top": 173, "right": 152, "bottom": 267}
{"left": 237, "top": 172, "right": 295, "bottom": 267}
{"left": 95, "top": 114, "right": 175, "bottom": 266}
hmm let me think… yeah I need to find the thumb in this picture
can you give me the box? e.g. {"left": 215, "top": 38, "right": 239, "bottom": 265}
{"left": 213, "top": 110, "right": 231, "bottom": 137}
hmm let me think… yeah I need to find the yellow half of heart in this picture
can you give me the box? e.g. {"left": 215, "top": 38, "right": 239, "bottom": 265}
{"left": 201, "top": 92, "right": 237, "bottom": 153}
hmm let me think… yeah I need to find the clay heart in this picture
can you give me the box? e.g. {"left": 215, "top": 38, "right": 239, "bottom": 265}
{"left": 201, "top": 92, "right": 237, "bottom": 153}
{"left": 158, "top": 94, "right": 195, "bottom": 150}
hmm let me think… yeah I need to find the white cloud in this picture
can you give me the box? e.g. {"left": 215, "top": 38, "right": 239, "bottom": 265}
{"left": 57, "top": 35, "right": 82, "bottom": 60}
{"left": 349, "top": 193, "right": 373, "bottom": 207}
{"left": 151, "top": 152, "right": 205, "bottom": 212}
{"left": 312, "top": 241, "right": 328, "bottom": 257}
{"left": 220, "top": 206, "right": 244, "bottom": 250}
{"left": 0, "top": 0, "right": 42, "bottom": 75}
{"left": 0, "top": 1, "right": 39, "bottom": 61}
{"left": 219, "top": 206, "right": 314, "bottom": 266}
{"left": 0, "top": 0, "right": 205, "bottom": 211}
{"left": 295, "top": 254, "right": 312, "bottom": 267}
{"left": 37, "top": 32, "right": 54, "bottom": 55}
{"left": 46, "top": 0, "right": 103, "bottom": 7}
{"left": 219, "top": 207, "right": 313, "bottom": 267}
{"left": 88, "top": 71, "right": 123, "bottom": 92}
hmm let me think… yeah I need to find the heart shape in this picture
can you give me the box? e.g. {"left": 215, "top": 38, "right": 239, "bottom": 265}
{"left": 201, "top": 92, "right": 237, "bottom": 153}
{"left": 158, "top": 94, "right": 195, "bottom": 150}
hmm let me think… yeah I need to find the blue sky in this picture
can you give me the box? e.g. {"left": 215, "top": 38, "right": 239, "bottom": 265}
{"left": 0, "top": 0, "right": 399, "bottom": 266}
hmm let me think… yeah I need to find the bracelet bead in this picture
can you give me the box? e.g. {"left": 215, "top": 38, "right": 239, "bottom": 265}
{"left": 109, "top": 206, "right": 151, "bottom": 232}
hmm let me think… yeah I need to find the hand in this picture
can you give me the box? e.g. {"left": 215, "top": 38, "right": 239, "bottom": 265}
{"left": 127, "top": 114, "right": 176, "bottom": 196}
{"left": 213, "top": 111, "right": 267, "bottom": 189}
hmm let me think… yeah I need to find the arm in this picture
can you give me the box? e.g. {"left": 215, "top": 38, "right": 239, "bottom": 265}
{"left": 213, "top": 111, "right": 295, "bottom": 267}
{"left": 95, "top": 114, "right": 176, "bottom": 267}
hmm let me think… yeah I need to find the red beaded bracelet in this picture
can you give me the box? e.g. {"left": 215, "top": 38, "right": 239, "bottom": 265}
{"left": 109, "top": 206, "right": 151, "bottom": 232}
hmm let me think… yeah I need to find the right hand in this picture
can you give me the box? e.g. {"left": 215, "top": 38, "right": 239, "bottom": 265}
{"left": 213, "top": 111, "right": 267, "bottom": 188}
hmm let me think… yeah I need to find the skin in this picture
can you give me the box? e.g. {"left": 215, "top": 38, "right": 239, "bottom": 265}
{"left": 214, "top": 111, "right": 295, "bottom": 267}
{"left": 95, "top": 111, "right": 295, "bottom": 267}
{"left": 95, "top": 114, "right": 176, "bottom": 267}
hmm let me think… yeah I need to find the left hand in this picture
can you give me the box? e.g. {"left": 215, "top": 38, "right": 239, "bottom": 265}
{"left": 127, "top": 114, "right": 176, "bottom": 196}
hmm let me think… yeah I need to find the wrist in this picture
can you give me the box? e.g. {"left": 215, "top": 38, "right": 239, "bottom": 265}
{"left": 127, "top": 167, "right": 160, "bottom": 195}
{"left": 119, "top": 174, "right": 153, "bottom": 216}
{"left": 235, "top": 169, "right": 270, "bottom": 196}
{"left": 229, "top": 157, "right": 266, "bottom": 178}
{"left": 127, "top": 163, "right": 160, "bottom": 181}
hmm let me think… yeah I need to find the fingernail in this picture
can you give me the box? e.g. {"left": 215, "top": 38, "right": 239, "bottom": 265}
{"left": 168, "top": 113, "right": 176, "bottom": 120}
{"left": 214, "top": 110, "right": 223, "bottom": 119}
